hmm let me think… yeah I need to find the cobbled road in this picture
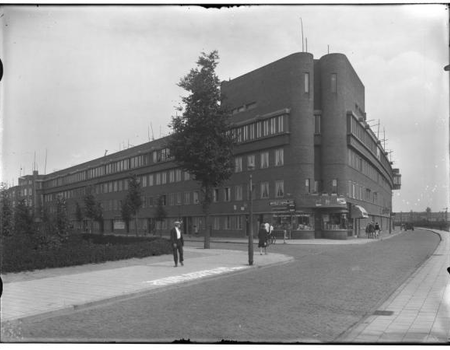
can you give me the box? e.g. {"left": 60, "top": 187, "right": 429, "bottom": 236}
{"left": 12, "top": 229, "right": 440, "bottom": 343}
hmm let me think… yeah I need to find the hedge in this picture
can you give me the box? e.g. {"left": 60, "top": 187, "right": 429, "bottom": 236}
{"left": 1, "top": 233, "right": 173, "bottom": 274}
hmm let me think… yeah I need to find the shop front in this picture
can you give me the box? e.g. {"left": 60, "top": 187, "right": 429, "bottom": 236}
{"left": 305, "top": 194, "right": 353, "bottom": 239}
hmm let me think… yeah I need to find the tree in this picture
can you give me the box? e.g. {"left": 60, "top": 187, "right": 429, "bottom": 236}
{"left": 120, "top": 199, "right": 132, "bottom": 235}
{"left": 0, "top": 186, "right": 13, "bottom": 237}
{"left": 154, "top": 195, "right": 167, "bottom": 237}
{"left": 167, "top": 51, "right": 236, "bottom": 248}
{"left": 55, "top": 195, "right": 70, "bottom": 241}
{"left": 75, "top": 201, "right": 84, "bottom": 231}
{"left": 14, "top": 199, "right": 34, "bottom": 235}
{"left": 124, "top": 174, "right": 143, "bottom": 236}
{"left": 83, "top": 186, "right": 103, "bottom": 234}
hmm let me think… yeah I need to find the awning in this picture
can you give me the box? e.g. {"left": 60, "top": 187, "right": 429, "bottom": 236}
{"left": 351, "top": 205, "right": 369, "bottom": 219}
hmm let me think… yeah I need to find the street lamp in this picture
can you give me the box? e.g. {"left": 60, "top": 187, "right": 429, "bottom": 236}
{"left": 248, "top": 167, "right": 254, "bottom": 265}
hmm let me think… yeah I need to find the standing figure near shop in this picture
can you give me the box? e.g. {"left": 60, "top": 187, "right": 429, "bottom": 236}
{"left": 258, "top": 223, "right": 268, "bottom": 255}
{"left": 374, "top": 222, "right": 381, "bottom": 238}
{"left": 366, "top": 222, "right": 375, "bottom": 239}
{"left": 170, "top": 221, "right": 184, "bottom": 267}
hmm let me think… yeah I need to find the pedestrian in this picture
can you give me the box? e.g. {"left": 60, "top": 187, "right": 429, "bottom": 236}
{"left": 170, "top": 221, "right": 184, "bottom": 267}
{"left": 374, "top": 222, "right": 381, "bottom": 238}
{"left": 258, "top": 223, "right": 268, "bottom": 255}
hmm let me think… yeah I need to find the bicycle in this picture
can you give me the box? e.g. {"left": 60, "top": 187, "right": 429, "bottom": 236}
{"left": 266, "top": 233, "right": 277, "bottom": 246}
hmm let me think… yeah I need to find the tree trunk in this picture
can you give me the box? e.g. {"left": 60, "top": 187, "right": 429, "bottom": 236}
{"left": 203, "top": 186, "right": 212, "bottom": 249}
{"left": 134, "top": 216, "right": 138, "bottom": 236}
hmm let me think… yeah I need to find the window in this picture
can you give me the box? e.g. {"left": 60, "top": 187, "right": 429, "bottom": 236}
{"left": 275, "top": 148, "right": 284, "bottom": 166}
{"left": 224, "top": 216, "right": 231, "bottom": 230}
{"left": 169, "top": 170, "right": 175, "bottom": 183}
{"left": 256, "top": 122, "right": 262, "bottom": 138}
{"left": 275, "top": 180, "right": 284, "bottom": 198}
{"left": 314, "top": 115, "right": 321, "bottom": 134}
{"left": 235, "top": 157, "right": 243, "bottom": 172}
{"left": 332, "top": 179, "right": 338, "bottom": 193}
{"left": 331, "top": 73, "right": 337, "bottom": 93}
{"left": 277, "top": 115, "right": 284, "bottom": 133}
{"left": 261, "top": 152, "right": 269, "bottom": 169}
{"left": 261, "top": 182, "right": 269, "bottom": 198}
{"left": 235, "top": 185, "right": 243, "bottom": 201}
{"left": 247, "top": 155, "right": 255, "bottom": 170}
{"left": 314, "top": 180, "right": 319, "bottom": 193}
{"left": 184, "top": 172, "right": 190, "bottom": 181}
{"left": 213, "top": 188, "right": 219, "bottom": 202}
{"left": 224, "top": 187, "right": 231, "bottom": 202}
{"left": 156, "top": 173, "right": 161, "bottom": 185}
{"left": 184, "top": 192, "right": 190, "bottom": 205}
{"left": 249, "top": 124, "right": 255, "bottom": 140}
{"left": 148, "top": 174, "right": 154, "bottom": 186}
{"left": 263, "top": 120, "right": 269, "bottom": 136}
{"left": 304, "top": 72, "right": 310, "bottom": 93}
{"left": 142, "top": 176, "right": 147, "bottom": 187}
{"left": 242, "top": 125, "right": 248, "bottom": 141}
{"left": 193, "top": 191, "right": 199, "bottom": 204}
{"left": 270, "top": 118, "right": 276, "bottom": 135}
{"left": 176, "top": 192, "right": 182, "bottom": 205}
{"left": 305, "top": 178, "right": 310, "bottom": 193}
{"left": 161, "top": 172, "right": 167, "bottom": 184}
{"left": 213, "top": 217, "right": 220, "bottom": 230}
{"left": 176, "top": 169, "right": 182, "bottom": 182}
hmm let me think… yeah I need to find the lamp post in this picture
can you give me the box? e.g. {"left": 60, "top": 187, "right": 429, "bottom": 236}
{"left": 248, "top": 171, "right": 254, "bottom": 265}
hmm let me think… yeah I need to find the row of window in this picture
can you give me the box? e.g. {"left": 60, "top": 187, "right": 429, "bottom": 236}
{"left": 231, "top": 114, "right": 288, "bottom": 143}
{"left": 348, "top": 115, "right": 391, "bottom": 171}
{"left": 348, "top": 148, "right": 391, "bottom": 191}
{"left": 44, "top": 147, "right": 173, "bottom": 189}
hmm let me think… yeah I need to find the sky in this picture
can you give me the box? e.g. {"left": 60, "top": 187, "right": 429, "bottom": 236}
{"left": 0, "top": 3, "right": 448, "bottom": 213}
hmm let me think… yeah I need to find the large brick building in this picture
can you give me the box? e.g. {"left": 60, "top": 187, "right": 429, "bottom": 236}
{"left": 7, "top": 52, "right": 401, "bottom": 239}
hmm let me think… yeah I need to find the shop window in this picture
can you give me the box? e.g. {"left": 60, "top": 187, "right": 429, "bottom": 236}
{"left": 322, "top": 213, "right": 349, "bottom": 230}
{"left": 295, "top": 214, "right": 314, "bottom": 230}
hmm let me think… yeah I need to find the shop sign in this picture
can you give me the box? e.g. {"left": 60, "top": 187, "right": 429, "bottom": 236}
{"left": 114, "top": 220, "right": 126, "bottom": 230}
{"left": 307, "top": 195, "right": 347, "bottom": 208}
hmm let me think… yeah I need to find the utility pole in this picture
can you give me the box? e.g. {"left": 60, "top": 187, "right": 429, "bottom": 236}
{"left": 248, "top": 171, "right": 254, "bottom": 265}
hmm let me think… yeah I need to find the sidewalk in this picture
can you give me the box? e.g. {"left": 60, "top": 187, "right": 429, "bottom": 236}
{"left": 185, "top": 227, "right": 404, "bottom": 245}
{"left": 1, "top": 247, "right": 293, "bottom": 325}
{"left": 340, "top": 229, "right": 450, "bottom": 343}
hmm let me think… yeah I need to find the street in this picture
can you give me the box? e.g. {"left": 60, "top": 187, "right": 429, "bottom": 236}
{"left": 11, "top": 230, "right": 440, "bottom": 343}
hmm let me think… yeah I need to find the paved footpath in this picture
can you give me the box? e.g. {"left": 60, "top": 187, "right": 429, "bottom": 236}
{"left": 340, "top": 229, "right": 450, "bottom": 343}
{"left": 1, "top": 247, "right": 293, "bottom": 323}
